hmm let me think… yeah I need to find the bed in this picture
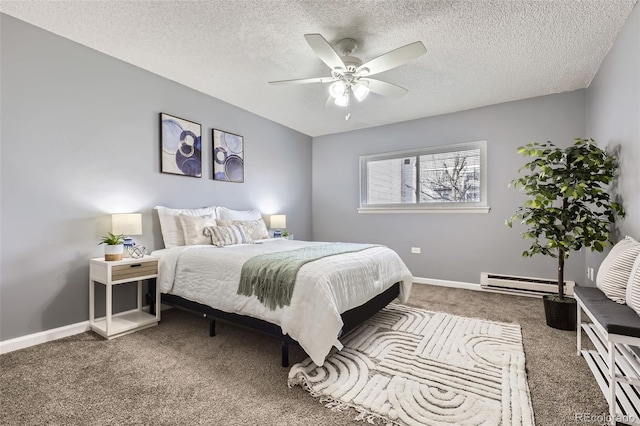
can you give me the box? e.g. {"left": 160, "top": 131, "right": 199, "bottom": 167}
{"left": 149, "top": 206, "right": 413, "bottom": 367}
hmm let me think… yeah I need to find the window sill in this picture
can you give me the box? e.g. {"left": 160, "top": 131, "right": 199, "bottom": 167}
{"left": 357, "top": 206, "right": 491, "bottom": 214}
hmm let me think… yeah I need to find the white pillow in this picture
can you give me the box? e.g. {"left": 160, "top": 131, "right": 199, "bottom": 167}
{"left": 625, "top": 254, "right": 640, "bottom": 316}
{"left": 155, "top": 206, "right": 217, "bottom": 248}
{"left": 216, "top": 218, "right": 269, "bottom": 240}
{"left": 596, "top": 236, "right": 640, "bottom": 304}
{"left": 179, "top": 214, "right": 217, "bottom": 245}
{"left": 216, "top": 206, "right": 262, "bottom": 221}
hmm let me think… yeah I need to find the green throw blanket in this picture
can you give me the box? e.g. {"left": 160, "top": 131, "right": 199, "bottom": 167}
{"left": 238, "top": 243, "right": 378, "bottom": 310}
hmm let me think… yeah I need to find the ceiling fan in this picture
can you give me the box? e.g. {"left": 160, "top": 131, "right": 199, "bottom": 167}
{"left": 269, "top": 34, "right": 427, "bottom": 121}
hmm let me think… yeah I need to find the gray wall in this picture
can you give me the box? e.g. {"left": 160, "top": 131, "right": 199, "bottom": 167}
{"left": 586, "top": 4, "right": 640, "bottom": 275}
{"left": 312, "top": 91, "right": 587, "bottom": 285}
{"left": 311, "top": 3, "right": 640, "bottom": 287}
{"left": 3, "top": 5, "right": 638, "bottom": 343}
{"left": 0, "top": 15, "right": 312, "bottom": 341}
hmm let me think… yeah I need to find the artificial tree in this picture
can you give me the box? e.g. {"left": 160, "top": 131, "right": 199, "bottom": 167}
{"left": 507, "top": 138, "right": 624, "bottom": 303}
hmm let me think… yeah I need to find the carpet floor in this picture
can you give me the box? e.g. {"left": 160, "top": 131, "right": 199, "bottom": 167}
{"left": 0, "top": 284, "right": 607, "bottom": 425}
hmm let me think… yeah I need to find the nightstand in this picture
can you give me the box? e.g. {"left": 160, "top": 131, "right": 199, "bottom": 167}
{"left": 89, "top": 256, "right": 160, "bottom": 339}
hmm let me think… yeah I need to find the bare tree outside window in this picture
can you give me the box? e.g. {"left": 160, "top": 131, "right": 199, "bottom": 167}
{"left": 419, "top": 149, "right": 480, "bottom": 203}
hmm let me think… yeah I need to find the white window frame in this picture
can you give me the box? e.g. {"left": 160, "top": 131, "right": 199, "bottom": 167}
{"left": 358, "top": 140, "right": 490, "bottom": 214}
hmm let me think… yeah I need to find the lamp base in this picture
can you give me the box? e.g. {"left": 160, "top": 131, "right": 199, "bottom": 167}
{"left": 123, "top": 237, "right": 135, "bottom": 257}
{"left": 273, "top": 229, "right": 282, "bottom": 238}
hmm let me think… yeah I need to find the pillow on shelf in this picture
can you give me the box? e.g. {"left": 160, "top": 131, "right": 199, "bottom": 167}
{"left": 596, "top": 236, "right": 640, "bottom": 304}
{"left": 216, "top": 218, "right": 269, "bottom": 240}
{"left": 216, "top": 206, "right": 262, "bottom": 221}
{"left": 179, "top": 213, "right": 217, "bottom": 245}
{"left": 204, "top": 224, "right": 253, "bottom": 247}
{"left": 155, "top": 206, "right": 217, "bottom": 248}
{"left": 624, "top": 255, "right": 640, "bottom": 316}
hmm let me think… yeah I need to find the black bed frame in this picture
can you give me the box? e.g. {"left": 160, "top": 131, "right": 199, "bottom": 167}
{"left": 148, "top": 280, "right": 400, "bottom": 367}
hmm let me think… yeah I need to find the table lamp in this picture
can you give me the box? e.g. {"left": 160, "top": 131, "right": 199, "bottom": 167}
{"left": 270, "top": 214, "right": 286, "bottom": 238}
{"left": 112, "top": 213, "right": 142, "bottom": 256}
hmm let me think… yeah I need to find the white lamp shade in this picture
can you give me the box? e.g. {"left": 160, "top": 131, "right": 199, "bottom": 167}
{"left": 112, "top": 213, "right": 142, "bottom": 235}
{"left": 353, "top": 82, "right": 370, "bottom": 101}
{"left": 270, "top": 214, "right": 287, "bottom": 229}
{"left": 334, "top": 93, "right": 349, "bottom": 107}
{"left": 329, "top": 81, "right": 346, "bottom": 98}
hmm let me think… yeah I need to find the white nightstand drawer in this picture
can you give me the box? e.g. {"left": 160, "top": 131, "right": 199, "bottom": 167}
{"left": 112, "top": 261, "right": 158, "bottom": 281}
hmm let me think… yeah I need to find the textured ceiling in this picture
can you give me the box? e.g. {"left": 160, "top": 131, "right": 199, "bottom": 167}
{"left": 1, "top": 1, "right": 637, "bottom": 137}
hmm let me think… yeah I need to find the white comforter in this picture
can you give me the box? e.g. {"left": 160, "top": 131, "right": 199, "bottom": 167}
{"left": 152, "top": 239, "right": 413, "bottom": 366}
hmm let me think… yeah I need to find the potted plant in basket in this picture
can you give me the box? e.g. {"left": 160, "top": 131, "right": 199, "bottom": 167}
{"left": 506, "top": 138, "right": 624, "bottom": 330}
{"left": 99, "top": 232, "right": 125, "bottom": 261}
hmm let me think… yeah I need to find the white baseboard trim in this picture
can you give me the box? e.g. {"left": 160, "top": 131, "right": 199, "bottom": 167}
{"left": 413, "top": 276, "right": 482, "bottom": 291}
{"left": 0, "top": 303, "right": 173, "bottom": 355}
{"left": 0, "top": 320, "right": 91, "bottom": 355}
{"left": 413, "top": 276, "right": 542, "bottom": 298}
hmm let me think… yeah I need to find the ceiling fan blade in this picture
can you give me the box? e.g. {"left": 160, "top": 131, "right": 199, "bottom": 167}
{"left": 269, "top": 76, "right": 336, "bottom": 85}
{"left": 357, "top": 41, "right": 426, "bottom": 76}
{"left": 304, "top": 33, "right": 346, "bottom": 70}
{"left": 360, "top": 78, "right": 408, "bottom": 98}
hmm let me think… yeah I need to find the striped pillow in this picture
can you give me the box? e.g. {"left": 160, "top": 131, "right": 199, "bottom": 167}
{"left": 216, "top": 218, "right": 269, "bottom": 240}
{"left": 204, "top": 225, "right": 253, "bottom": 247}
{"left": 596, "top": 236, "right": 640, "bottom": 304}
{"left": 625, "top": 255, "right": 640, "bottom": 316}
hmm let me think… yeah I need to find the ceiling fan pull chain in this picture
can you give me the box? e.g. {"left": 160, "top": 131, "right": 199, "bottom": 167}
{"left": 345, "top": 86, "right": 351, "bottom": 121}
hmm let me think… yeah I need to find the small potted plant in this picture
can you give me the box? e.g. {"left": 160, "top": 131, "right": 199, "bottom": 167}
{"left": 507, "top": 138, "right": 624, "bottom": 330}
{"left": 282, "top": 231, "right": 293, "bottom": 240}
{"left": 99, "top": 232, "right": 125, "bottom": 261}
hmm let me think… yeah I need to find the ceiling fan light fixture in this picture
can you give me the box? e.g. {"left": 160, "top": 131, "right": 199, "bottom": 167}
{"left": 329, "top": 80, "right": 346, "bottom": 98}
{"left": 353, "top": 82, "right": 370, "bottom": 102}
{"left": 270, "top": 34, "right": 427, "bottom": 121}
{"left": 334, "top": 92, "right": 349, "bottom": 107}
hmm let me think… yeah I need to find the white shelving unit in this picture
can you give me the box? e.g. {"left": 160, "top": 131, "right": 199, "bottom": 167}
{"left": 580, "top": 325, "right": 640, "bottom": 423}
{"left": 89, "top": 256, "right": 160, "bottom": 339}
{"left": 577, "top": 293, "right": 640, "bottom": 425}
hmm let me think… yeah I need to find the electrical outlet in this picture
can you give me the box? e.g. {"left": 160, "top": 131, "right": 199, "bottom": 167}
{"left": 589, "top": 267, "right": 595, "bottom": 280}
{"left": 411, "top": 247, "right": 421, "bottom": 254}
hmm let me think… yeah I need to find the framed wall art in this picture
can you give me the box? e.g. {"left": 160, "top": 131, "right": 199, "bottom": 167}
{"left": 160, "top": 113, "right": 202, "bottom": 177}
{"left": 212, "top": 129, "right": 244, "bottom": 182}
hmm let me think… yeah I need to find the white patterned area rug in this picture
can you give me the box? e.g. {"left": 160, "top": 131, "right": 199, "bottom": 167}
{"left": 288, "top": 303, "right": 534, "bottom": 426}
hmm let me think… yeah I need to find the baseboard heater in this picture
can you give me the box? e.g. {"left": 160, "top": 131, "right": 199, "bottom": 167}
{"left": 480, "top": 272, "right": 575, "bottom": 297}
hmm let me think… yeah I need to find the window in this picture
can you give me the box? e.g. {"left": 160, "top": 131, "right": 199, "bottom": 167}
{"left": 359, "top": 140, "right": 489, "bottom": 213}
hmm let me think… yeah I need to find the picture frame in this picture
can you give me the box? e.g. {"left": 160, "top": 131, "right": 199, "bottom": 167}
{"left": 160, "top": 113, "right": 202, "bottom": 177}
{"left": 212, "top": 129, "right": 244, "bottom": 182}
